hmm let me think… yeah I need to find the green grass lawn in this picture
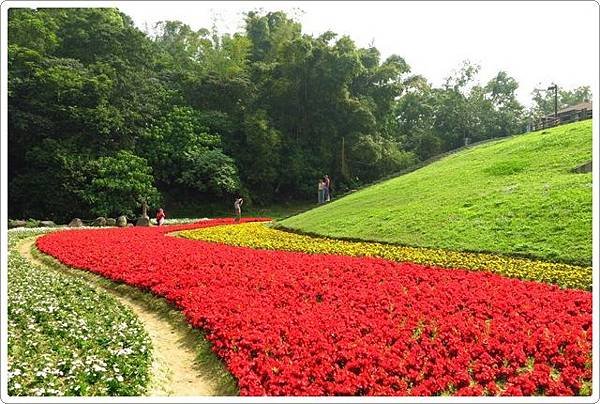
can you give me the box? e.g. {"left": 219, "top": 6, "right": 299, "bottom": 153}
{"left": 280, "top": 120, "right": 593, "bottom": 265}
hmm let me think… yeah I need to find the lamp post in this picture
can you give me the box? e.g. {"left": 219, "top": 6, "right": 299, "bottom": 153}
{"left": 547, "top": 84, "right": 558, "bottom": 123}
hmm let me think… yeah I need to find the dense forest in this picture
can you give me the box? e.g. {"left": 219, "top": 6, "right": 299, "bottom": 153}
{"left": 8, "top": 8, "right": 592, "bottom": 221}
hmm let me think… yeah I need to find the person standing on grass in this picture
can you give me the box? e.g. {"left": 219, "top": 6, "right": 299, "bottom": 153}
{"left": 234, "top": 197, "right": 244, "bottom": 223}
{"left": 318, "top": 179, "right": 325, "bottom": 204}
{"left": 324, "top": 174, "right": 331, "bottom": 202}
{"left": 156, "top": 208, "right": 166, "bottom": 226}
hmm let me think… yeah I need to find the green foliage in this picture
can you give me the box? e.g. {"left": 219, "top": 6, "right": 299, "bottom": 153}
{"left": 9, "top": 139, "right": 91, "bottom": 222}
{"left": 350, "top": 135, "right": 417, "bottom": 181}
{"left": 281, "top": 121, "right": 592, "bottom": 265}
{"left": 82, "top": 151, "right": 160, "bottom": 217}
{"left": 235, "top": 110, "right": 282, "bottom": 196}
{"left": 393, "top": 63, "right": 528, "bottom": 160}
{"left": 9, "top": 142, "right": 158, "bottom": 220}
{"left": 9, "top": 8, "right": 167, "bottom": 221}
{"left": 8, "top": 8, "right": 591, "bottom": 221}
{"left": 531, "top": 85, "right": 591, "bottom": 117}
{"left": 8, "top": 9, "right": 59, "bottom": 54}
{"left": 25, "top": 219, "right": 41, "bottom": 228}
{"left": 140, "top": 106, "right": 240, "bottom": 196}
{"left": 177, "top": 148, "right": 239, "bottom": 194}
{"left": 245, "top": 11, "right": 301, "bottom": 62}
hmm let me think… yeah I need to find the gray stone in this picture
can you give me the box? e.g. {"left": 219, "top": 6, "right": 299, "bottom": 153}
{"left": 117, "top": 216, "right": 128, "bottom": 227}
{"left": 106, "top": 218, "right": 117, "bottom": 226}
{"left": 136, "top": 216, "right": 151, "bottom": 227}
{"left": 68, "top": 218, "right": 83, "bottom": 227}
{"left": 8, "top": 220, "right": 27, "bottom": 228}
{"left": 572, "top": 160, "right": 592, "bottom": 174}
{"left": 127, "top": 223, "right": 134, "bottom": 227}
{"left": 39, "top": 220, "right": 56, "bottom": 227}
{"left": 92, "top": 217, "right": 107, "bottom": 227}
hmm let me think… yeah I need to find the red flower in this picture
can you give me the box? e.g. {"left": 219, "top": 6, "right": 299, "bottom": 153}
{"left": 35, "top": 219, "right": 592, "bottom": 396}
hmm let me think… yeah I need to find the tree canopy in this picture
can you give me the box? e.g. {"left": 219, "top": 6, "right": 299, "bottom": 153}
{"left": 7, "top": 8, "right": 592, "bottom": 221}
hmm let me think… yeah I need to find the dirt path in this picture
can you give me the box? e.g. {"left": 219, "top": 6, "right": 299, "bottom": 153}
{"left": 18, "top": 236, "right": 224, "bottom": 397}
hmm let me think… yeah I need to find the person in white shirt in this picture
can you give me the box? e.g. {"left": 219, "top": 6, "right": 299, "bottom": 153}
{"left": 318, "top": 179, "right": 325, "bottom": 204}
{"left": 234, "top": 197, "right": 244, "bottom": 223}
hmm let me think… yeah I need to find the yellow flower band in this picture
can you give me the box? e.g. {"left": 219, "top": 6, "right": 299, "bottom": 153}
{"left": 180, "top": 222, "right": 591, "bottom": 291}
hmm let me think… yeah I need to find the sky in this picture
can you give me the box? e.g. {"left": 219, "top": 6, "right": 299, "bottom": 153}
{"left": 119, "top": 1, "right": 599, "bottom": 107}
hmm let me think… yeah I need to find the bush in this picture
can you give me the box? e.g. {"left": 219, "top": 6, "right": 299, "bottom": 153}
{"left": 79, "top": 151, "right": 160, "bottom": 218}
{"left": 25, "top": 219, "right": 41, "bottom": 228}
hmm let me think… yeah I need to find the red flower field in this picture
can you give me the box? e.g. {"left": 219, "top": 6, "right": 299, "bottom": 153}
{"left": 36, "top": 219, "right": 592, "bottom": 396}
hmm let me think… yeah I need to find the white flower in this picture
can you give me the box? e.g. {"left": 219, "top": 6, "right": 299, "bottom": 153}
{"left": 92, "top": 364, "right": 106, "bottom": 373}
{"left": 33, "top": 387, "right": 46, "bottom": 396}
{"left": 116, "top": 348, "right": 133, "bottom": 356}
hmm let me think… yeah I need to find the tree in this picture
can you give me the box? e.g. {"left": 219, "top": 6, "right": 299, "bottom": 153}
{"left": 394, "top": 63, "right": 527, "bottom": 160}
{"left": 9, "top": 138, "right": 91, "bottom": 222}
{"left": 82, "top": 151, "right": 160, "bottom": 217}
{"left": 484, "top": 71, "right": 525, "bottom": 137}
{"left": 9, "top": 8, "right": 168, "bottom": 221}
{"left": 139, "top": 107, "right": 240, "bottom": 197}
{"left": 236, "top": 111, "right": 282, "bottom": 197}
{"left": 531, "top": 85, "right": 592, "bottom": 118}
{"left": 8, "top": 8, "right": 591, "bottom": 220}
{"left": 245, "top": 11, "right": 301, "bottom": 63}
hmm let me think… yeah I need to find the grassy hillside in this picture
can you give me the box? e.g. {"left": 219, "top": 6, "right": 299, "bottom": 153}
{"left": 280, "top": 120, "right": 593, "bottom": 265}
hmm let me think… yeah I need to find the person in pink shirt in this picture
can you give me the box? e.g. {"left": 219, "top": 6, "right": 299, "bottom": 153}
{"left": 156, "top": 208, "right": 166, "bottom": 226}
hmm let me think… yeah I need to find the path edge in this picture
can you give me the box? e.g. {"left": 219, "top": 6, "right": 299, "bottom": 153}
{"left": 19, "top": 235, "right": 238, "bottom": 397}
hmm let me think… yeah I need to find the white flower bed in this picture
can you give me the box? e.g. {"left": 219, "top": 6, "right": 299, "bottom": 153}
{"left": 7, "top": 230, "right": 152, "bottom": 396}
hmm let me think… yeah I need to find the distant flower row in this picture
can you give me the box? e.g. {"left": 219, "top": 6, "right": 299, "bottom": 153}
{"left": 180, "top": 222, "right": 591, "bottom": 290}
{"left": 8, "top": 230, "right": 152, "bottom": 396}
{"left": 36, "top": 219, "right": 592, "bottom": 396}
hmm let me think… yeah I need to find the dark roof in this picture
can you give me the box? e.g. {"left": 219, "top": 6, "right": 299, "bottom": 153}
{"left": 556, "top": 101, "right": 592, "bottom": 114}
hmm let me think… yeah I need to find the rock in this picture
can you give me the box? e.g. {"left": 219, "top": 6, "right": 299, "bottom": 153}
{"left": 39, "top": 220, "right": 56, "bottom": 227}
{"left": 117, "top": 216, "right": 128, "bottom": 227}
{"left": 8, "top": 220, "right": 27, "bottom": 228}
{"left": 92, "top": 217, "right": 107, "bottom": 227}
{"left": 136, "top": 216, "right": 151, "bottom": 227}
{"left": 68, "top": 218, "right": 83, "bottom": 227}
{"left": 127, "top": 223, "right": 134, "bottom": 227}
{"left": 572, "top": 160, "right": 592, "bottom": 173}
{"left": 106, "top": 218, "right": 117, "bottom": 226}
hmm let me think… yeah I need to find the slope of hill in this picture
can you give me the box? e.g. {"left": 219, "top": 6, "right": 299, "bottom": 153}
{"left": 279, "top": 120, "right": 593, "bottom": 265}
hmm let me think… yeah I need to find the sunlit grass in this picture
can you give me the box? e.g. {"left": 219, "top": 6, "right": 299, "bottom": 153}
{"left": 280, "top": 121, "right": 592, "bottom": 265}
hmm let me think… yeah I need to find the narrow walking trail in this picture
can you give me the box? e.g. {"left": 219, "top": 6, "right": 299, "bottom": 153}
{"left": 34, "top": 220, "right": 591, "bottom": 396}
{"left": 18, "top": 236, "right": 224, "bottom": 397}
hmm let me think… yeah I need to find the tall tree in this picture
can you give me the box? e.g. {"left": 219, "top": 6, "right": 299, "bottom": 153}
{"left": 8, "top": 8, "right": 589, "bottom": 220}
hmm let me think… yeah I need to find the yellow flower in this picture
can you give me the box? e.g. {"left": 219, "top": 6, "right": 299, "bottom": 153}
{"left": 180, "top": 222, "right": 591, "bottom": 290}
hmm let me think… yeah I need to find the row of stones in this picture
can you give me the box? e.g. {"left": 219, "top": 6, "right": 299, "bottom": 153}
{"left": 68, "top": 216, "right": 130, "bottom": 228}
{"left": 10, "top": 215, "right": 153, "bottom": 229}
{"left": 7, "top": 219, "right": 58, "bottom": 228}
{"left": 69, "top": 215, "right": 156, "bottom": 228}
